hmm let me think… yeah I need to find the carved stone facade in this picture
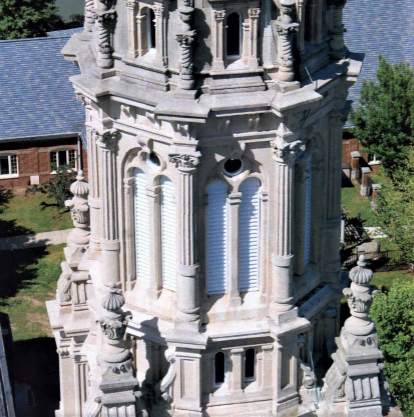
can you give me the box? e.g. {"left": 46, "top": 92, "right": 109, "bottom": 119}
{"left": 47, "top": 0, "right": 377, "bottom": 416}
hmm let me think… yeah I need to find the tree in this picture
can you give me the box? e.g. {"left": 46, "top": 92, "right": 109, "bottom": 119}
{"left": 350, "top": 56, "right": 414, "bottom": 178}
{"left": 0, "top": 0, "right": 65, "bottom": 40}
{"left": 370, "top": 281, "right": 414, "bottom": 416}
{"left": 25, "top": 166, "right": 76, "bottom": 209}
{"left": 374, "top": 148, "right": 414, "bottom": 263}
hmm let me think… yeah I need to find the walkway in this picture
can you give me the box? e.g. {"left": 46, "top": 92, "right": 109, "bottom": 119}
{"left": 0, "top": 229, "right": 72, "bottom": 250}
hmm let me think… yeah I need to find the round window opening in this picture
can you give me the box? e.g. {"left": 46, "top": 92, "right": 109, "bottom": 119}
{"left": 148, "top": 152, "right": 161, "bottom": 167}
{"left": 224, "top": 158, "right": 243, "bottom": 176}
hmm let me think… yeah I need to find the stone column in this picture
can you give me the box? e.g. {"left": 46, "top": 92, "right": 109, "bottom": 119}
{"left": 169, "top": 152, "right": 201, "bottom": 331}
{"left": 89, "top": 129, "right": 102, "bottom": 254}
{"left": 276, "top": 0, "right": 299, "bottom": 82}
{"left": 297, "top": 0, "right": 307, "bottom": 55}
{"left": 248, "top": 8, "right": 261, "bottom": 68}
{"left": 212, "top": 10, "right": 226, "bottom": 70}
{"left": 262, "top": 0, "right": 276, "bottom": 68}
{"left": 307, "top": 0, "right": 323, "bottom": 45}
{"left": 176, "top": 2, "right": 196, "bottom": 91}
{"left": 84, "top": 0, "right": 95, "bottom": 32}
{"left": 126, "top": 0, "right": 138, "bottom": 59}
{"left": 324, "top": 111, "right": 346, "bottom": 283}
{"left": 229, "top": 348, "right": 244, "bottom": 393}
{"left": 270, "top": 126, "right": 305, "bottom": 314}
{"left": 154, "top": 3, "right": 167, "bottom": 65}
{"left": 97, "top": 129, "right": 120, "bottom": 287}
{"left": 329, "top": 0, "right": 347, "bottom": 58}
{"left": 95, "top": 0, "right": 116, "bottom": 69}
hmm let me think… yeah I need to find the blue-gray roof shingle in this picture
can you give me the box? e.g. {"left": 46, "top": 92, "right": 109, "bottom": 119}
{"left": 0, "top": 32, "right": 84, "bottom": 141}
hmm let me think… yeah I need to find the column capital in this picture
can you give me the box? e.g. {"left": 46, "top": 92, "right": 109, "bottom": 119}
{"left": 125, "top": 0, "right": 137, "bottom": 8}
{"left": 153, "top": 2, "right": 164, "bottom": 17}
{"left": 270, "top": 138, "right": 306, "bottom": 163}
{"left": 329, "top": 110, "right": 347, "bottom": 125}
{"left": 329, "top": 0, "right": 347, "bottom": 8}
{"left": 248, "top": 7, "right": 261, "bottom": 19}
{"left": 213, "top": 9, "right": 226, "bottom": 21}
{"left": 93, "top": 128, "right": 120, "bottom": 149}
{"left": 169, "top": 151, "right": 201, "bottom": 171}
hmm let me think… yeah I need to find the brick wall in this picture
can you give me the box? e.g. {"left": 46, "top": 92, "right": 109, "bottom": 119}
{"left": 0, "top": 137, "right": 88, "bottom": 190}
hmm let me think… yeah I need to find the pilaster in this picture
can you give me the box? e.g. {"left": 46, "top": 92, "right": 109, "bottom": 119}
{"left": 247, "top": 8, "right": 261, "bottom": 68}
{"left": 96, "top": 129, "right": 120, "bottom": 286}
{"left": 154, "top": 2, "right": 167, "bottom": 66}
{"left": 125, "top": 0, "right": 138, "bottom": 59}
{"left": 212, "top": 9, "right": 226, "bottom": 70}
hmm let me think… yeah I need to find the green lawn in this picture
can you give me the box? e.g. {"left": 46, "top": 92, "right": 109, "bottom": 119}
{"left": 0, "top": 244, "right": 64, "bottom": 341}
{"left": 0, "top": 194, "right": 72, "bottom": 237}
{"left": 341, "top": 183, "right": 376, "bottom": 227}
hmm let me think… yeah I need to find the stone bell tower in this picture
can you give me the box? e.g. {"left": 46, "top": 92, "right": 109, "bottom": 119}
{"left": 47, "top": 0, "right": 368, "bottom": 416}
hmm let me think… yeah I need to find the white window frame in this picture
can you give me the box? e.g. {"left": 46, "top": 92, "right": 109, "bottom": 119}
{"left": 368, "top": 154, "right": 381, "bottom": 165}
{"left": 0, "top": 154, "right": 19, "bottom": 178}
{"left": 50, "top": 149, "right": 77, "bottom": 174}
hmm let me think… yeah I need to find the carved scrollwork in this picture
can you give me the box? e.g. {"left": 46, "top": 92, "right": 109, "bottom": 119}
{"left": 169, "top": 152, "right": 201, "bottom": 171}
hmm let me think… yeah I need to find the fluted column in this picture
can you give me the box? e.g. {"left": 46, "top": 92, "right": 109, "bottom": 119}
{"left": 212, "top": 10, "right": 226, "bottom": 70}
{"left": 95, "top": 0, "right": 116, "bottom": 69}
{"left": 329, "top": 0, "right": 347, "bottom": 57}
{"left": 97, "top": 129, "right": 120, "bottom": 286}
{"left": 248, "top": 8, "right": 261, "bottom": 68}
{"left": 270, "top": 126, "right": 305, "bottom": 313}
{"left": 154, "top": 3, "right": 167, "bottom": 65}
{"left": 125, "top": 0, "right": 138, "bottom": 58}
{"left": 276, "top": 0, "right": 299, "bottom": 82}
{"left": 324, "top": 111, "right": 346, "bottom": 283}
{"left": 89, "top": 129, "right": 102, "bottom": 254}
{"left": 84, "top": 0, "right": 95, "bottom": 32}
{"left": 169, "top": 152, "right": 201, "bottom": 331}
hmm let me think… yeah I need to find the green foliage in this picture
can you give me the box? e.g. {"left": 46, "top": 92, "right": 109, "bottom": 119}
{"left": 350, "top": 56, "right": 414, "bottom": 177}
{"left": 25, "top": 166, "right": 75, "bottom": 209}
{"left": 0, "top": 0, "right": 66, "bottom": 39}
{"left": 375, "top": 149, "right": 414, "bottom": 263}
{"left": 370, "top": 281, "right": 414, "bottom": 416}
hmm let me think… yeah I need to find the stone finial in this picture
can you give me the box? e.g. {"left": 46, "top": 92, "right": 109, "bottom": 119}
{"left": 101, "top": 282, "right": 125, "bottom": 311}
{"left": 349, "top": 255, "right": 374, "bottom": 286}
{"left": 70, "top": 170, "right": 89, "bottom": 199}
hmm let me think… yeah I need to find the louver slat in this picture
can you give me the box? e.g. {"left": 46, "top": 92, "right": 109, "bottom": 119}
{"left": 206, "top": 181, "right": 228, "bottom": 295}
{"left": 304, "top": 158, "right": 312, "bottom": 266}
{"left": 134, "top": 169, "right": 151, "bottom": 285}
{"left": 239, "top": 177, "right": 260, "bottom": 292}
{"left": 161, "top": 177, "right": 177, "bottom": 291}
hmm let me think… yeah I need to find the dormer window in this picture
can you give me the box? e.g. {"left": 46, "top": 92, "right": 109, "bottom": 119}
{"left": 226, "top": 13, "right": 241, "bottom": 59}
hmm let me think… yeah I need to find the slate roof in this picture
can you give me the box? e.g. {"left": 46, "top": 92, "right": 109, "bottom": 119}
{"left": 0, "top": 30, "right": 84, "bottom": 141}
{"left": 343, "top": 0, "right": 414, "bottom": 112}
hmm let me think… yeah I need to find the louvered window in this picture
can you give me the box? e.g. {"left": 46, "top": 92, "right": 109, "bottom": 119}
{"left": 304, "top": 158, "right": 312, "bottom": 265}
{"left": 160, "top": 177, "right": 177, "bottom": 291}
{"left": 239, "top": 177, "right": 260, "bottom": 292}
{"left": 206, "top": 181, "right": 228, "bottom": 295}
{"left": 134, "top": 169, "right": 151, "bottom": 285}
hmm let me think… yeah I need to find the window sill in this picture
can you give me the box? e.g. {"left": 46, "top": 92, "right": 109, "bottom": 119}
{"left": 50, "top": 169, "right": 76, "bottom": 175}
{"left": 0, "top": 174, "right": 19, "bottom": 179}
{"left": 368, "top": 161, "right": 381, "bottom": 166}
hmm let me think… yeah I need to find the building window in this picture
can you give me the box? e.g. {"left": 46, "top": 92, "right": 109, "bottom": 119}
{"left": 214, "top": 352, "right": 226, "bottom": 386}
{"left": 239, "top": 177, "right": 261, "bottom": 292}
{"left": 147, "top": 8, "right": 156, "bottom": 49}
{"left": 226, "top": 13, "right": 241, "bottom": 58}
{"left": 50, "top": 150, "right": 76, "bottom": 172}
{"left": 368, "top": 154, "right": 380, "bottom": 164}
{"left": 160, "top": 177, "right": 177, "bottom": 291}
{"left": 134, "top": 169, "right": 151, "bottom": 286}
{"left": 0, "top": 155, "right": 18, "bottom": 177}
{"left": 206, "top": 180, "right": 228, "bottom": 295}
{"left": 244, "top": 348, "right": 256, "bottom": 382}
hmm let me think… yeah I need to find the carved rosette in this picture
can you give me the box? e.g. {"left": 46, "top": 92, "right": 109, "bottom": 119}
{"left": 169, "top": 152, "right": 201, "bottom": 172}
{"left": 94, "top": 0, "right": 117, "bottom": 68}
{"left": 276, "top": 0, "right": 299, "bottom": 82}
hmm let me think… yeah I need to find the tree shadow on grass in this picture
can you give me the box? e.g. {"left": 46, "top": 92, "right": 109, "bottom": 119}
{"left": 0, "top": 247, "right": 48, "bottom": 304}
{"left": 13, "top": 337, "right": 59, "bottom": 417}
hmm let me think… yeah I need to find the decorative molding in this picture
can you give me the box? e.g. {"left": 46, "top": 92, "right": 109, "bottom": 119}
{"left": 169, "top": 152, "right": 201, "bottom": 171}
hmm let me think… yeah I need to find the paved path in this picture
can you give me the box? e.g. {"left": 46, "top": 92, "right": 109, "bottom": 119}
{"left": 0, "top": 229, "right": 72, "bottom": 250}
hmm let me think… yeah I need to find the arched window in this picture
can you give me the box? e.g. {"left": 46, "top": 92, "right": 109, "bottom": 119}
{"left": 244, "top": 348, "right": 256, "bottom": 381}
{"left": 147, "top": 8, "right": 156, "bottom": 49}
{"left": 206, "top": 181, "right": 228, "bottom": 295}
{"left": 160, "top": 177, "right": 176, "bottom": 291}
{"left": 134, "top": 169, "right": 151, "bottom": 285}
{"left": 214, "top": 352, "right": 226, "bottom": 386}
{"left": 226, "top": 13, "right": 241, "bottom": 58}
{"left": 239, "top": 177, "right": 261, "bottom": 292}
{"left": 304, "top": 157, "right": 312, "bottom": 265}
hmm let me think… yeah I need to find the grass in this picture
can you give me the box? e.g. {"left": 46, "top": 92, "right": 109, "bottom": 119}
{"left": 341, "top": 182, "right": 376, "bottom": 227}
{"left": 0, "top": 244, "right": 64, "bottom": 341}
{"left": 371, "top": 270, "right": 413, "bottom": 291}
{"left": 0, "top": 193, "right": 72, "bottom": 237}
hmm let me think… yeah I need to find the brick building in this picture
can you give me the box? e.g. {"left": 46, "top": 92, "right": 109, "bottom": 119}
{"left": 0, "top": 29, "right": 86, "bottom": 190}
